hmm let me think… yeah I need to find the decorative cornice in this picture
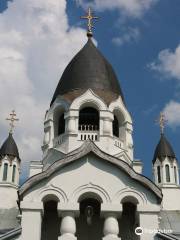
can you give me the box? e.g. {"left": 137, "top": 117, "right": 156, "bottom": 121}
{"left": 19, "top": 140, "right": 162, "bottom": 201}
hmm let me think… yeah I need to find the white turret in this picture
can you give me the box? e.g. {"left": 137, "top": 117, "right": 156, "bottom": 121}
{"left": 39, "top": 37, "right": 134, "bottom": 171}
{"left": 0, "top": 132, "right": 20, "bottom": 209}
{"left": 0, "top": 111, "right": 20, "bottom": 209}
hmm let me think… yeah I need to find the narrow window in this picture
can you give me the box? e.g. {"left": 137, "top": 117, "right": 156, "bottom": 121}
{"left": 157, "top": 166, "right": 161, "bottom": 183}
{"left": 58, "top": 113, "right": 65, "bottom": 135}
{"left": 41, "top": 200, "right": 60, "bottom": 240}
{"left": 76, "top": 198, "right": 103, "bottom": 240}
{"left": 113, "top": 115, "right": 119, "bottom": 137}
{"left": 12, "top": 165, "right": 16, "bottom": 183}
{"left": 3, "top": 163, "right": 8, "bottom": 181}
{"left": 165, "top": 164, "right": 170, "bottom": 182}
{"left": 174, "top": 166, "right": 177, "bottom": 184}
{"left": 119, "top": 202, "right": 139, "bottom": 239}
{"left": 79, "top": 107, "right": 99, "bottom": 131}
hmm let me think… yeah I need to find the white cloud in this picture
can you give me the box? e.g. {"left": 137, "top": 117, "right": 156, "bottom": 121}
{"left": 76, "top": 0, "right": 158, "bottom": 18}
{"left": 0, "top": 0, "right": 86, "bottom": 178}
{"left": 163, "top": 101, "right": 180, "bottom": 128}
{"left": 149, "top": 45, "right": 180, "bottom": 128}
{"left": 112, "top": 27, "right": 140, "bottom": 46}
{"left": 149, "top": 44, "right": 180, "bottom": 81}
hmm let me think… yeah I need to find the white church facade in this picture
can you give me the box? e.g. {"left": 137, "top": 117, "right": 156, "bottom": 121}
{"left": 0, "top": 9, "right": 180, "bottom": 240}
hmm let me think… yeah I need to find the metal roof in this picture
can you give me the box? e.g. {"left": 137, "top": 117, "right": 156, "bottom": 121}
{"left": 153, "top": 134, "right": 176, "bottom": 164}
{"left": 0, "top": 134, "right": 19, "bottom": 160}
{"left": 51, "top": 38, "right": 124, "bottom": 106}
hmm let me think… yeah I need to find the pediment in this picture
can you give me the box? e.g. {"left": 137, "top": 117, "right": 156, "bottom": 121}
{"left": 20, "top": 140, "right": 162, "bottom": 201}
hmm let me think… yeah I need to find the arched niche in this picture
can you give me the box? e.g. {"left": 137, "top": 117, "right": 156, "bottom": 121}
{"left": 3, "top": 162, "right": 8, "bottom": 181}
{"left": 37, "top": 186, "right": 68, "bottom": 204}
{"left": 121, "top": 195, "right": 139, "bottom": 205}
{"left": 70, "top": 89, "right": 107, "bottom": 111}
{"left": 41, "top": 198, "right": 60, "bottom": 240}
{"left": 165, "top": 164, "right": 170, "bottom": 183}
{"left": 79, "top": 106, "right": 99, "bottom": 132}
{"left": 70, "top": 183, "right": 110, "bottom": 204}
{"left": 12, "top": 165, "right": 16, "bottom": 183}
{"left": 76, "top": 193, "right": 103, "bottom": 240}
{"left": 113, "top": 109, "right": 125, "bottom": 139}
{"left": 42, "top": 194, "right": 60, "bottom": 203}
{"left": 53, "top": 107, "right": 66, "bottom": 137}
{"left": 119, "top": 197, "right": 140, "bottom": 240}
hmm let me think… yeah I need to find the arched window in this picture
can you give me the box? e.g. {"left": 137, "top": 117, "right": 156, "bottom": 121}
{"left": 12, "top": 165, "right": 16, "bottom": 183}
{"left": 119, "top": 202, "right": 139, "bottom": 240}
{"left": 41, "top": 200, "right": 60, "bottom": 240}
{"left": 58, "top": 113, "right": 65, "bottom": 135}
{"left": 113, "top": 115, "right": 119, "bottom": 137}
{"left": 157, "top": 166, "right": 161, "bottom": 183}
{"left": 79, "top": 107, "right": 99, "bottom": 131}
{"left": 76, "top": 198, "right": 103, "bottom": 240}
{"left": 174, "top": 166, "right": 177, "bottom": 184}
{"left": 3, "top": 163, "right": 8, "bottom": 181}
{"left": 165, "top": 164, "right": 170, "bottom": 183}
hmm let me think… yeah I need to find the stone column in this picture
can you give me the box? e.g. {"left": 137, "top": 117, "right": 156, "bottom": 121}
{"left": 103, "top": 215, "right": 121, "bottom": 240}
{"left": 59, "top": 213, "right": 77, "bottom": 240}
{"left": 20, "top": 202, "right": 43, "bottom": 240}
{"left": 58, "top": 203, "right": 79, "bottom": 240}
{"left": 101, "top": 204, "right": 122, "bottom": 240}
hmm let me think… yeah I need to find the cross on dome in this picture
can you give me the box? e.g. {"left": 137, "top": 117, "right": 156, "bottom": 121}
{"left": 80, "top": 7, "right": 99, "bottom": 37}
{"left": 6, "top": 110, "right": 19, "bottom": 134}
{"left": 156, "top": 112, "right": 167, "bottom": 134}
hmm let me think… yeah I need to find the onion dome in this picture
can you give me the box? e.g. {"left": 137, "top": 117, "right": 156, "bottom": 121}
{"left": 153, "top": 134, "right": 176, "bottom": 164}
{"left": 0, "top": 133, "right": 19, "bottom": 160}
{"left": 51, "top": 38, "right": 124, "bottom": 106}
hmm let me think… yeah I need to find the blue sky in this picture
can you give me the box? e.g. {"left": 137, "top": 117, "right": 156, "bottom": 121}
{"left": 67, "top": 0, "right": 180, "bottom": 178}
{"left": 0, "top": 0, "right": 180, "bottom": 181}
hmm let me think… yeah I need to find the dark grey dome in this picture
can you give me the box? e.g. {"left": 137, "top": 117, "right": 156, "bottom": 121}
{"left": 51, "top": 38, "right": 124, "bottom": 105}
{"left": 0, "top": 133, "right": 19, "bottom": 159}
{"left": 153, "top": 134, "right": 176, "bottom": 164}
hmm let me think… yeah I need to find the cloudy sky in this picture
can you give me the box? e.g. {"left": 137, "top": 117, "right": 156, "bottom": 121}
{"left": 0, "top": 0, "right": 180, "bottom": 182}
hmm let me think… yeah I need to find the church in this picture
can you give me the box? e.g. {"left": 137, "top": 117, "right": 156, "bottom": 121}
{"left": 0, "top": 8, "right": 180, "bottom": 240}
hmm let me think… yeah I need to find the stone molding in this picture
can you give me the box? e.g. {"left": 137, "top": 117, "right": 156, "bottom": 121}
{"left": 19, "top": 140, "right": 162, "bottom": 201}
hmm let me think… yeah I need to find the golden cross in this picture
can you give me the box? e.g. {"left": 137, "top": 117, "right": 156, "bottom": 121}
{"left": 156, "top": 112, "right": 167, "bottom": 134}
{"left": 6, "top": 110, "right": 19, "bottom": 134}
{"left": 81, "top": 7, "right": 99, "bottom": 37}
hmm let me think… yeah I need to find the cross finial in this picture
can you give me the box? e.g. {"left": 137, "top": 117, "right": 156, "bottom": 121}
{"left": 156, "top": 112, "right": 167, "bottom": 134}
{"left": 6, "top": 110, "right": 19, "bottom": 134}
{"left": 81, "top": 7, "right": 99, "bottom": 38}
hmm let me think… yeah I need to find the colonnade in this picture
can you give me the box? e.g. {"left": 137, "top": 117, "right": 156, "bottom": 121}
{"left": 20, "top": 202, "right": 159, "bottom": 240}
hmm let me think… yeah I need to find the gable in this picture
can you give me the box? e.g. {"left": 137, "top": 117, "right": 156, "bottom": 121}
{"left": 20, "top": 141, "right": 162, "bottom": 203}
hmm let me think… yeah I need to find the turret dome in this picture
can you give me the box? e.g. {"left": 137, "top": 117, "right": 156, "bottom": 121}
{"left": 51, "top": 38, "right": 124, "bottom": 105}
{"left": 0, "top": 133, "right": 19, "bottom": 159}
{"left": 153, "top": 134, "right": 176, "bottom": 164}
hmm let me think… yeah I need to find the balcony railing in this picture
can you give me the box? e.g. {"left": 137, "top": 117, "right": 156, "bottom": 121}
{"left": 113, "top": 136, "right": 124, "bottom": 149}
{"left": 78, "top": 124, "right": 99, "bottom": 141}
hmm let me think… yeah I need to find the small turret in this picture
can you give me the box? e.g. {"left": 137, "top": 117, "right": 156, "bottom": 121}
{"left": 0, "top": 111, "right": 21, "bottom": 209}
{"left": 0, "top": 133, "right": 20, "bottom": 185}
{"left": 153, "top": 113, "right": 179, "bottom": 187}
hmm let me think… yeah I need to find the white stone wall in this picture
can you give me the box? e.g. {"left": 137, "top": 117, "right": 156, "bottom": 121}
{"left": 0, "top": 156, "right": 20, "bottom": 184}
{"left": 161, "top": 187, "right": 180, "bottom": 210}
{"left": 153, "top": 157, "right": 179, "bottom": 187}
{"left": 20, "top": 155, "right": 161, "bottom": 240}
{"left": 0, "top": 156, "right": 20, "bottom": 209}
{"left": 42, "top": 89, "right": 134, "bottom": 168}
{"left": 0, "top": 184, "right": 18, "bottom": 209}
